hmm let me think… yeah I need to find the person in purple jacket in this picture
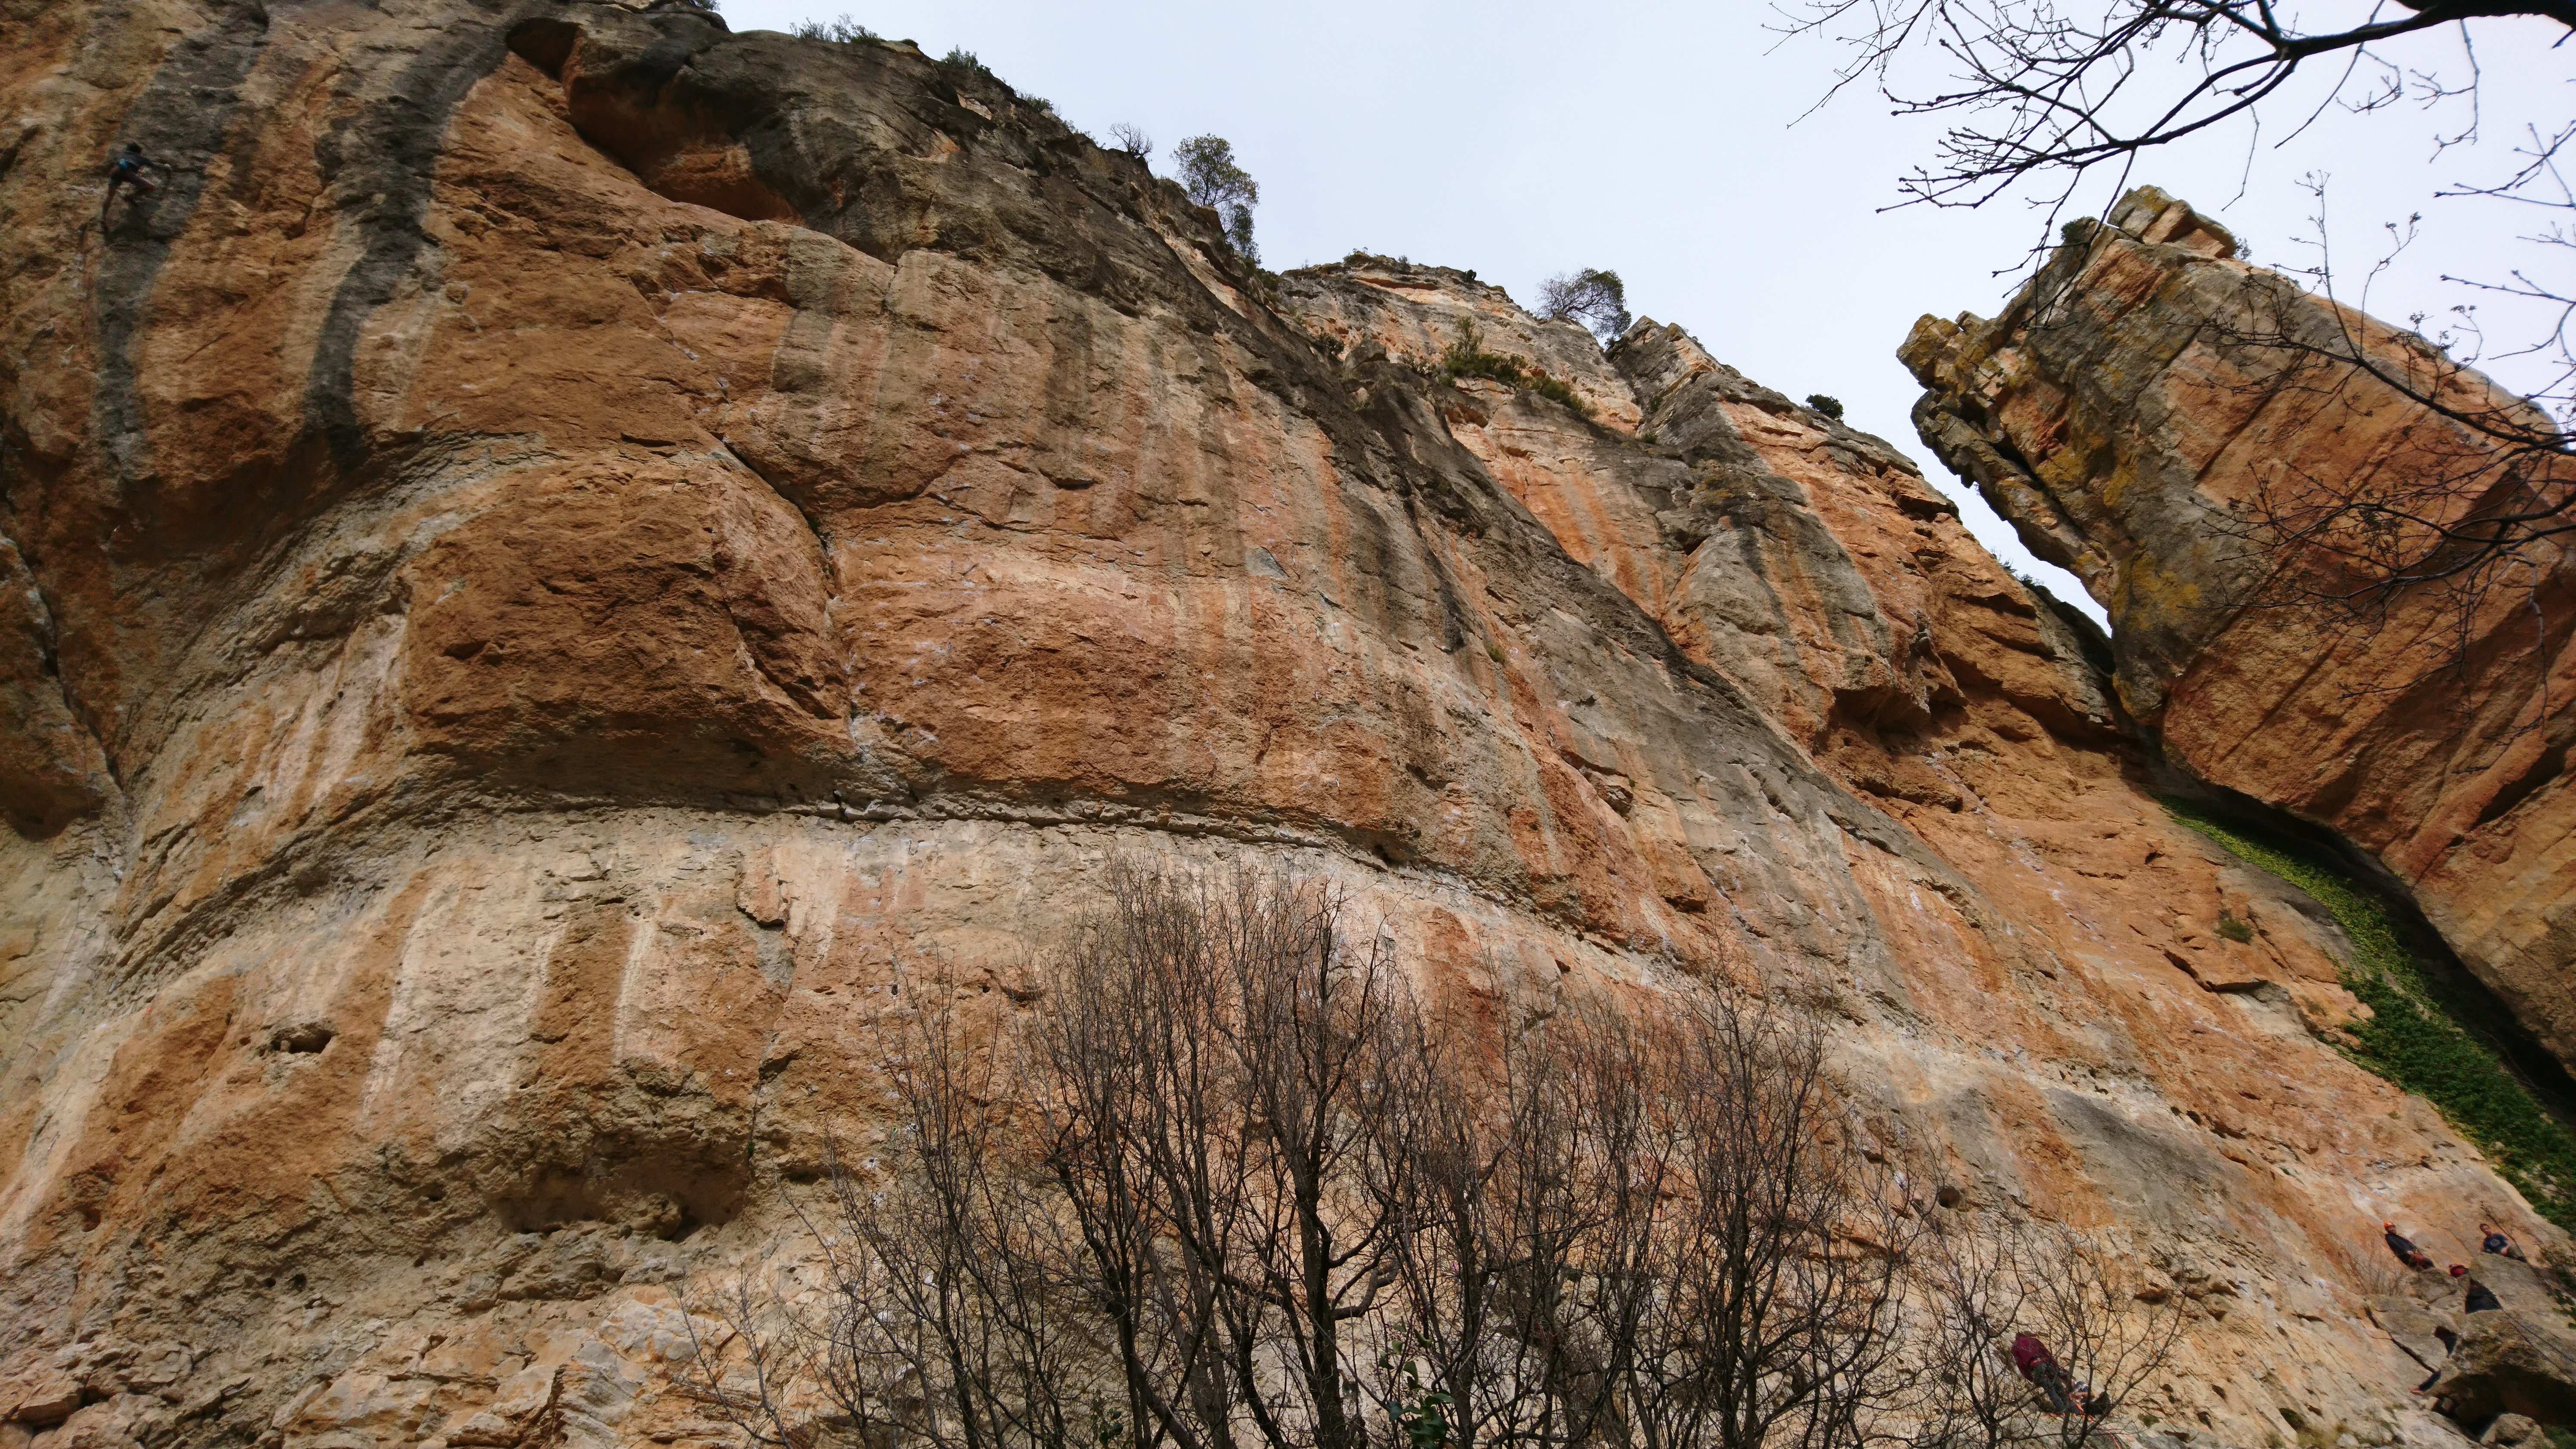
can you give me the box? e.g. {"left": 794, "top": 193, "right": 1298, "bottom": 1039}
{"left": 2011, "top": 1333, "right": 2078, "bottom": 1415}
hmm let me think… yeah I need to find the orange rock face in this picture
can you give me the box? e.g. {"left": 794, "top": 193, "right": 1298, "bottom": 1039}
{"left": 0, "top": 12, "right": 2542, "bottom": 1449}
{"left": 1905, "top": 187, "right": 2576, "bottom": 1074}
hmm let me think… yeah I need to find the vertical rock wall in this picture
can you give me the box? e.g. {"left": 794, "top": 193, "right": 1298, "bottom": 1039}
{"left": 0, "top": 10, "right": 2548, "bottom": 1448}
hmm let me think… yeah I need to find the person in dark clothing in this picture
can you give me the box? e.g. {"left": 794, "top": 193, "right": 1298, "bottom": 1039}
{"left": 2466, "top": 1278, "right": 2503, "bottom": 1314}
{"left": 2011, "top": 1333, "right": 2079, "bottom": 1415}
{"left": 2385, "top": 1223, "right": 2435, "bottom": 1270}
{"left": 2479, "top": 1223, "right": 2531, "bottom": 1262}
{"left": 101, "top": 143, "right": 155, "bottom": 222}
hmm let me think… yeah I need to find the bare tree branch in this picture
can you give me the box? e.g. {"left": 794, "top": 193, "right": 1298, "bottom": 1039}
{"left": 679, "top": 865, "right": 2119, "bottom": 1449}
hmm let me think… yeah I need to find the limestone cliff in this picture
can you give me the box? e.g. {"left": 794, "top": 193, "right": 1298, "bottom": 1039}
{"left": 1902, "top": 187, "right": 2576, "bottom": 1075}
{"left": 0, "top": 6, "right": 2549, "bottom": 1449}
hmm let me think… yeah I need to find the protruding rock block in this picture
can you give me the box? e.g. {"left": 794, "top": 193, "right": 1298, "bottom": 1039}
{"left": 1905, "top": 186, "right": 2576, "bottom": 1071}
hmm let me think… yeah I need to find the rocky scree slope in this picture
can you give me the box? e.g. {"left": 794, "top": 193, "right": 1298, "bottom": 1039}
{"left": 0, "top": 4, "right": 2552, "bottom": 1447}
{"left": 1905, "top": 188, "right": 2576, "bottom": 1078}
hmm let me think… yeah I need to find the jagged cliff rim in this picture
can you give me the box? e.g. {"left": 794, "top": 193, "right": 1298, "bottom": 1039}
{"left": 5, "top": 0, "right": 2009, "bottom": 1005}
{"left": 3, "top": 0, "right": 1988, "bottom": 857}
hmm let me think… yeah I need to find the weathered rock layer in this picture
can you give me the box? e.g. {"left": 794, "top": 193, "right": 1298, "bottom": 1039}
{"left": 0, "top": 9, "right": 2553, "bottom": 1449}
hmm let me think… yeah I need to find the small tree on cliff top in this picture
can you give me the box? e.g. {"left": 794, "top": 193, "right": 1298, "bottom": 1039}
{"left": 1541, "top": 269, "right": 1633, "bottom": 343}
{"left": 1173, "top": 135, "right": 1260, "bottom": 263}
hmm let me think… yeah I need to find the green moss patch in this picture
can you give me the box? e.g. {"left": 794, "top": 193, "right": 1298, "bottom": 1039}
{"left": 2164, "top": 798, "right": 2576, "bottom": 1230}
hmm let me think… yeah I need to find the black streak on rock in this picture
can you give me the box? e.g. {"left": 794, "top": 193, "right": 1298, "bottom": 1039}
{"left": 301, "top": 13, "right": 523, "bottom": 473}
{"left": 89, "top": 0, "right": 273, "bottom": 501}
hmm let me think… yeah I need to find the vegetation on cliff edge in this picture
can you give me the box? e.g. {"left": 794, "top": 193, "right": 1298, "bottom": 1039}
{"left": 1539, "top": 268, "right": 1632, "bottom": 342}
{"left": 1442, "top": 320, "right": 1595, "bottom": 417}
{"left": 1175, "top": 134, "right": 1260, "bottom": 263}
{"left": 2165, "top": 799, "right": 2576, "bottom": 1231}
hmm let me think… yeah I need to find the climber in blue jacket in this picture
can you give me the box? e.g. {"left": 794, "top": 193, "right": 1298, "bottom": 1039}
{"left": 2479, "top": 1222, "right": 2530, "bottom": 1262}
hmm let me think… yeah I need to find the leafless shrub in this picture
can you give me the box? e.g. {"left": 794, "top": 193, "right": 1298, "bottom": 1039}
{"left": 1358, "top": 999, "right": 1666, "bottom": 1449}
{"left": 1618, "top": 994, "right": 1923, "bottom": 1449}
{"left": 1780, "top": 0, "right": 2573, "bottom": 218}
{"left": 1907, "top": 1214, "right": 2187, "bottom": 1449}
{"left": 679, "top": 1266, "right": 821, "bottom": 1448}
{"left": 1036, "top": 863, "right": 1408, "bottom": 1449}
{"left": 680, "top": 964, "right": 1093, "bottom": 1449}
{"left": 1109, "top": 125, "right": 1154, "bottom": 161}
{"left": 684, "top": 863, "right": 2013, "bottom": 1449}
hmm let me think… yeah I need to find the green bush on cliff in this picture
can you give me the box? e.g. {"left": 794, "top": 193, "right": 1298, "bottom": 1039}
{"left": 1440, "top": 320, "right": 1594, "bottom": 418}
{"left": 790, "top": 14, "right": 877, "bottom": 42}
{"left": 2164, "top": 799, "right": 2576, "bottom": 1230}
{"left": 1174, "top": 135, "right": 1260, "bottom": 263}
{"left": 1443, "top": 347, "right": 1526, "bottom": 386}
{"left": 1526, "top": 373, "right": 1590, "bottom": 414}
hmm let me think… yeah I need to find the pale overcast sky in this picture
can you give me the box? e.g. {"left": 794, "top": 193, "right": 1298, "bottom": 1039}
{"left": 714, "top": 0, "right": 2573, "bottom": 626}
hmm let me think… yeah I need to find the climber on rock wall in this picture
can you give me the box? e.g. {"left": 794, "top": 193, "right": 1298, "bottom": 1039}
{"left": 2385, "top": 1223, "right": 2436, "bottom": 1270}
{"left": 2480, "top": 1223, "right": 2531, "bottom": 1262}
{"left": 2011, "top": 1333, "right": 2079, "bottom": 1415}
{"left": 99, "top": 142, "right": 155, "bottom": 224}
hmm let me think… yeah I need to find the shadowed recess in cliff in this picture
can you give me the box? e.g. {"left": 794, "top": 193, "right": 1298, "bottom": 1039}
{"left": 2167, "top": 794, "right": 2576, "bottom": 1229}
